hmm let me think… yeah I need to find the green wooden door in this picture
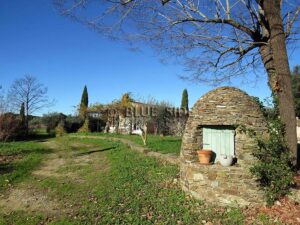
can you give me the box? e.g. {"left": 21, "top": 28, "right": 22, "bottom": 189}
{"left": 203, "top": 127, "right": 235, "bottom": 162}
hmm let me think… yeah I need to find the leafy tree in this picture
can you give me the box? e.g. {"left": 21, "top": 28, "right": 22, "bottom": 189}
{"left": 79, "top": 85, "right": 89, "bottom": 118}
{"left": 78, "top": 118, "right": 91, "bottom": 133}
{"left": 119, "top": 92, "right": 134, "bottom": 113}
{"left": 8, "top": 75, "right": 50, "bottom": 134}
{"left": 291, "top": 65, "right": 300, "bottom": 117}
{"left": 55, "top": 120, "right": 67, "bottom": 136}
{"left": 55, "top": 0, "right": 300, "bottom": 163}
{"left": 42, "top": 112, "right": 67, "bottom": 134}
{"left": 180, "top": 89, "right": 189, "bottom": 111}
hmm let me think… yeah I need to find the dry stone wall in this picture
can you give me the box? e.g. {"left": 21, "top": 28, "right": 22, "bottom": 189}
{"left": 180, "top": 87, "right": 268, "bottom": 206}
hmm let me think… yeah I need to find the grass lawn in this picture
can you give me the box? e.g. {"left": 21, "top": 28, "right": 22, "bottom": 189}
{"left": 0, "top": 140, "right": 52, "bottom": 190}
{"left": 0, "top": 136, "right": 277, "bottom": 224}
{"left": 70, "top": 132, "right": 182, "bottom": 155}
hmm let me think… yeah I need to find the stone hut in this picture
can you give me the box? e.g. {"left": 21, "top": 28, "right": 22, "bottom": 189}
{"left": 180, "top": 87, "right": 267, "bottom": 206}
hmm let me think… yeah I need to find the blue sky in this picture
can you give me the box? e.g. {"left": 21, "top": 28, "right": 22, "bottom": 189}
{"left": 0, "top": 1, "right": 299, "bottom": 116}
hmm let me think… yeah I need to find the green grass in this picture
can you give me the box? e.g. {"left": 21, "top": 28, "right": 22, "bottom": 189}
{"left": 0, "top": 140, "right": 52, "bottom": 190}
{"left": 0, "top": 137, "right": 277, "bottom": 224}
{"left": 71, "top": 132, "right": 182, "bottom": 155}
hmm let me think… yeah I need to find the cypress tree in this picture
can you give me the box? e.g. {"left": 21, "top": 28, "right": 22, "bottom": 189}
{"left": 180, "top": 89, "right": 189, "bottom": 111}
{"left": 19, "top": 102, "right": 26, "bottom": 134}
{"left": 79, "top": 85, "right": 89, "bottom": 118}
{"left": 20, "top": 102, "right": 25, "bottom": 120}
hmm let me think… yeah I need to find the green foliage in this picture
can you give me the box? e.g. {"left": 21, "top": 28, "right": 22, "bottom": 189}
{"left": 118, "top": 92, "right": 134, "bottom": 115}
{"left": 19, "top": 102, "right": 27, "bottom": 135}
{"left": 223, "top": 208, "right": 245, "bottom": 225}
{"left": 291, "top": 65, "right": 300, "bottom": 117}
{"left": 180, "top": 88, "right": 189, "bottom": 111}
{"left": 42, "top": 112, "right": 66, "bottom": 134}
{"left": 55, "top": 121, "right": 67, "bottom": 137}
{"left": 28, "top": 116, "right": 43, "bottom": 130}
{"left": 65, "top": 115, "right": 84, "bottom": 133}
{"left": 78, "top": 118, "right": 90, "bottom": 133}
{"left": 79, "top": 85, "right": 88, "bottom": 118}
{"left": 249, "top": 96, "right": 295, "bottom": 206}
{"left": 120, "top": 92, "right": 134, "bottom": 107}
{"left": 19, "top": 102, "right": 25, "bottom": 121}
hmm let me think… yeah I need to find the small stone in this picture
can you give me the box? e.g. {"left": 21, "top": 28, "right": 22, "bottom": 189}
{"left": 275, "top": 200, "right": 282, "bottom": 206}
{"left": 211, "top": 181, "right": 219, "bottom": 188}
{"left": 193, "top": 173, "right": 204, "bottom": 181}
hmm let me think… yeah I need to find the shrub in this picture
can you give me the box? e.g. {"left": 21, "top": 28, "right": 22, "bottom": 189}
{"left": 65, "top": 116, "right": 84, "bottom": 133}
{"left": 55, "top": 121, "right": 67, "bottom": 137}
{"left": 78, "top": 118, "right": 90, "bottom": 133}
{"left": 28, "top": 116, "right": 44, "bottom": 130}
{"left": 42, "top": 112, "right": 66, "bottom": 134}
{"left": 248, "top": 96, "right": 295, "bottom": 206}
{"left": 0, "top": 113, "right": 22, "bottom": 141}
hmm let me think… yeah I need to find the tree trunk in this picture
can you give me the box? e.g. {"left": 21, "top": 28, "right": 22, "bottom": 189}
{"left": 263, "top": 0, "right": 297, "bottom": 164}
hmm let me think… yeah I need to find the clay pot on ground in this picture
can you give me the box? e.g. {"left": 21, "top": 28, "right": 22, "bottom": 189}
{"left": 219, "top": 154, "right": 233, "bottom": 166}
{"left": 197, "top": 150, "right": 213, "bottom": 165}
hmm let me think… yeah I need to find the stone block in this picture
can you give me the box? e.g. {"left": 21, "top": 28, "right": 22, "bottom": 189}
{"left": 211, "top": 181, "right": 219, "bottom": 188}
{"left": 193, "top": 173, "right": 204, "bottom": 181}
{"left": 208, "top": 172, "right": 217, "bottom": 181}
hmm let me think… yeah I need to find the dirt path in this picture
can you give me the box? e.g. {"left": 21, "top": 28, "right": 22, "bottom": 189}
{"left": 0, "top": 139, "right": 109, "bottom": 216}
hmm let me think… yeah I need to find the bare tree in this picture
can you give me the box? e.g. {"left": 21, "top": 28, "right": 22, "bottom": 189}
{"left": 8, "top": 75, "right": 50, "bottom": 134}
{"left": 54, "top": 0, "right": 300, "bottom": 163}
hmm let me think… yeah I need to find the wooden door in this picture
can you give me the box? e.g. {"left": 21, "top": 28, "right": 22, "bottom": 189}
{"left": 203, "top": 127, "right": 235, "bottom": 162}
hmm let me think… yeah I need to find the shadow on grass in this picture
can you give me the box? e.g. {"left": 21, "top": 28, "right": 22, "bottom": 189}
{"left": 6, "top": 133, "right": 55, "bottom": 143}
{"left": 75, "top": 146, "right": 117, "bottom": 156}
{"left": 0, "top": 163, "right": 14, "bottom": 175}
{"left": 5, "top": 147, "right": 53, "bottom": 157}
{"left": 24, "top": 134, "right": 55, "bottom": 141}
{"left": 158, "top": 139, "right": 181, "bottom": 143}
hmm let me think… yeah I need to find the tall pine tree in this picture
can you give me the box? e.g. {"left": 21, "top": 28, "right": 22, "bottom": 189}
{"left": 180, "top": 89, "right": 189, "bottom": 111}
{"left": 79, "top": 85, "right": 89, "bottom": 118}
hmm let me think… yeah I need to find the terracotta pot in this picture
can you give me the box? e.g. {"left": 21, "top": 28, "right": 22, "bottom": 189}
{"left": 197, "top": 150, "right": 213, "bottom": 165}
